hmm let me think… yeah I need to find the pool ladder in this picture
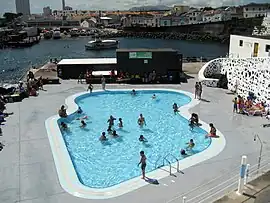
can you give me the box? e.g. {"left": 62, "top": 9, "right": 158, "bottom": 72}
{"left": 154, "top": 153, "right": 180, "bottom": 175}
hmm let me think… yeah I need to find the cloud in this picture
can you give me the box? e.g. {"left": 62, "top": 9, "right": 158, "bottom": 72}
{"left": 0, "top": 0, "right": 262, "bottom": 14}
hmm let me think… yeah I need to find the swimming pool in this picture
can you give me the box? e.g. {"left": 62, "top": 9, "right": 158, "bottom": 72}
{"left": 58, "top": 90, "right": 210, "bottom": 188}
{"left": 45, "top": 88, "right": 226, "bottom": 199}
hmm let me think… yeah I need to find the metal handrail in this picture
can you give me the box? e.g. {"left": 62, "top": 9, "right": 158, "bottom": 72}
{"left": 163, "top": 157, "right": 172, "bottom": 175}
{"left": 154, "top": 155, "right": 163, "bottom": 168}
{"left": 165, "top": 153, "right": 180, "bottom": 173}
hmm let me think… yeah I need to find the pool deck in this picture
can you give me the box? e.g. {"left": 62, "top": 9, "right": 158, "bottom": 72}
{"left": 1, "top": 77, "right": 270, "bottom": 203}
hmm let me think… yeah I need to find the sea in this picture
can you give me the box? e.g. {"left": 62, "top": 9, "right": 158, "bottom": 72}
{"left": 0, "top": 37, "right": 228, "bottom": 83}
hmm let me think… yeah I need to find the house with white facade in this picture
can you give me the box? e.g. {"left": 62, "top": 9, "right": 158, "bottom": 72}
{"left": 202, "top": 10, "right": 225, "bottom": 23}
{"left": 229, "top": 34, "right": 270, "bottom": 58}
{"left": 122, "top": 14, "right": 158, "bottom": 27}
{"left": 186, "top": 9, "right": 202, "bottom": 24}
{"left": 242, "top": 3, "right": 269, "bottom": 18}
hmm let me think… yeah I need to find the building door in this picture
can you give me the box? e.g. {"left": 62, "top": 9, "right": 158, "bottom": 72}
{"left": 253, "top": 42, "right": 259, "bottom": 57}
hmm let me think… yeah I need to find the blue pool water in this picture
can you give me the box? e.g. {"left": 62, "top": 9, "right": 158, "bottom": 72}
{"left": 59, "top": 90, "right": 211, "bottom": 188}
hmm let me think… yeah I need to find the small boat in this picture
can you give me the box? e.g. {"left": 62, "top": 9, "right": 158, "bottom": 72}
{"left": 85, "top": 39, "right": 119, "bottom": 50}
{"left": 80, "top": 29, "right": 87, "bottom": 36}
{"left": 43, "top": 31, "right": 52, "bottom": 39}
{"left": 70, "top": 28, "right": 79, "bottom": 37}
{"left": 52, "top": 28, "right": 61, "bottom": 39}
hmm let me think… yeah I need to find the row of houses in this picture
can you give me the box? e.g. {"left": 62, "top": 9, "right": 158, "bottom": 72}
{"left": 35, "top": 3, "right": 270, "bottom": 28}
{"left": 122, "top": 4, "right": 270, "bottom": 27}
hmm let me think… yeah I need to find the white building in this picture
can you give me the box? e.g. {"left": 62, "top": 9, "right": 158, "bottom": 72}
{"left": 81, "top": 18, "right": 97, "bottom": 28}
{"left": 186, "top": 9, "right": 202, "bottom": 24}
{"left": 242, "top": 3, "right": 268, "bottom": 18}
{"left": 122, "top": 14, "right": 156, "bottom": 27}
{"left": 15, "top": 0, "right": 30, "bottom": 15}
{"left": 43, "top": 6, "right": 52, "bottom": 17}
{"left": 229, "top": 34, "right": 270, "bottom": 58}
{"left": 202, "top": 10, "right": 228, "bottom": 23}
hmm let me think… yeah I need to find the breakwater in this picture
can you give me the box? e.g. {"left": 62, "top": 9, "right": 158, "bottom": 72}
{"left": 102, "top": 31, "right": 229, "bottom": 43}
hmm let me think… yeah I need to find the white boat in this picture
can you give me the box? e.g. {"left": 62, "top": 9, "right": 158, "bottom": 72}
{"left": 85, "top": 39, "right": 119, "bottom": 50}
{"left": 52, "top": 28, "right": 61, "bottom": 39}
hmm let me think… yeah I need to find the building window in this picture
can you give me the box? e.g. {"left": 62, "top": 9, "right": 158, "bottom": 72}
{"left": 253, "top": 8, "right": 255, "bottom": 11}
{"left": 246, "top": 14, "right": 248, "bottom": 17}
{"left": 246, "top": 8, "right": 248, "bottom": 11}
{"left": 239, "top": 40, "right": 243, "bottom": 47}
{"left": 266, "top": 45, "right": 270, "bottom": 52}
{"left": 259, "top": 8, "right": 261, "bottom": 11}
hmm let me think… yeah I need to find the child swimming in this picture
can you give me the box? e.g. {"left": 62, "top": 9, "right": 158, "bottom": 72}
{"left": 80, "top": 120, "right": 86, "bottom": 128}
{"left": 118, "top": 118, "right": 123, "bottom": 128}
{"left": 186, "top": 139, "right": 195, "bottom": 150}
{"left": 152, "top": 94, "right": 156, "bottom": 99}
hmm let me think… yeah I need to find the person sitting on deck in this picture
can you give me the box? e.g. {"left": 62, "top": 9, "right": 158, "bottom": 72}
{"left": 205, "top": 123, "right": 217, "bottom": 138}
{"left": 27, "top": 71, "right": 35, "bottom": 82}
{"left": 190, "top": 113, "right": 199, "bottom": 125}
{"left": 77, "top": 107, "right": 83, "bottom": 114}
{"left": 58, "top": 105, "right": 67, "bottom": 118}
{"left": 29, "top": 86, "right": 38, "bottom": 96}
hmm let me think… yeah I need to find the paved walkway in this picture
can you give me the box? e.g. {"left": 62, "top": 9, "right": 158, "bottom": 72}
{"left": 1, "top": 76, "right": 270, "bottom": 203}
{"left": 215, "top": 171, "right": 270, "bottom": 203}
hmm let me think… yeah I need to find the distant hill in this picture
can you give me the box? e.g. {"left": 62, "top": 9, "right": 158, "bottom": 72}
{"left": 129, "top": 5, "right": 171, "bottom": 11}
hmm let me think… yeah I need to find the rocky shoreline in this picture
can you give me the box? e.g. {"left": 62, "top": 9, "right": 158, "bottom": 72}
{"left": 101, "top": 31, "right": 229, "bottom": 44}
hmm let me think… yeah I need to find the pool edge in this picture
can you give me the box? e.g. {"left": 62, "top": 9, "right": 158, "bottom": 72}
{"left": 45, "top": 88, "right": 226, "bottom": 199}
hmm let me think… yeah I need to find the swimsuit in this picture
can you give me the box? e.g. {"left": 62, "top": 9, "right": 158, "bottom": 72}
{"left": 141, "top": 163, "right": 146, "bottom": 170}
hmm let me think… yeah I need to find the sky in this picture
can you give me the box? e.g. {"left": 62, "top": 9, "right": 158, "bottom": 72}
{"left": 0, "top": 0, "right": 267, "bottom": 14}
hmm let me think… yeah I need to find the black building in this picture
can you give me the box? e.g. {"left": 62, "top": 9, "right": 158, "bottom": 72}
{"left": 116, "top": 48, "right": 182, "bottom": 76}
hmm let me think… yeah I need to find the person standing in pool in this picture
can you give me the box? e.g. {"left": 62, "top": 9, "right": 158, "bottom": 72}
{"left": 138, "top": 114, "right": 146, "bottom": 127}
{"left": 138, "top": 151, "right": 147, "bottom": 179}
{"left": 108, "top": 115, "right": 116, "bottom": 127}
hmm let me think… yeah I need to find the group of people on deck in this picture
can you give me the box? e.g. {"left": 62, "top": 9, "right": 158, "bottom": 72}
{"left": 233, "top": 95, "right": 269, "bottom": 116}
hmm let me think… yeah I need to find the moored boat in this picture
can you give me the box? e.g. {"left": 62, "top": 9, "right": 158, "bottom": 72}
{"left": 52, "top": 28, "right": 61, "bottom": 39}
{"left": 69, "top": 28, "right": 79, "bottom": 37}
{"left": 85, "top": 39, "right": 119, "bottom": 50}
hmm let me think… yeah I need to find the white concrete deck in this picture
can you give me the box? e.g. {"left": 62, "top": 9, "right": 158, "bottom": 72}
{"left": 1, "top": 77, "right": 270, "bottom": 203}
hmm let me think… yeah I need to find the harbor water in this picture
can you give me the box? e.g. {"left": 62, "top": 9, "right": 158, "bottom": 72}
{"left": 0, "top": 37, "right": 228, "bottom": 83}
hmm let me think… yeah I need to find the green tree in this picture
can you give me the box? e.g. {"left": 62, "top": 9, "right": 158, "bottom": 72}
{"left": 3, "top": 12, "right": 20, "bottom": 22}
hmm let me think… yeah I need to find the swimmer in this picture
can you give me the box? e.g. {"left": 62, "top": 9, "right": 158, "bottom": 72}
{"left": 180, "top": 149, "right": 187, "bottom": 156}
{"left": 60, "top": 122, "right": 68, "bottom": 130}
{"left": 107, "top": 125, "right": 113, "bottom": 134}
{"left": 152, "top": 94, "right": 156, "bottom": 99}
{"left": 173, "top": 103, "right": 178, "bottom": 114}
{"left": 131, "top": 89, "right": 136, "bottom": 95}
{"left": 77, "top": 106, "right": 83, "bottom": 114}
{"left": 186, "top": 139, "right": 195, "bottom": 150}
{"left": 118, "top": 118, "right": 123, "bottom": 128}
{"left": 112, "top": 130, "right": 119, "bottom": 137}
{"left": 107, "top": 115, "right": 116, "bottom": 126}
{"left": 137, "top": 114, "right": 146, "bottom": 127}
{"left": 99, "top": 132, "right": 107, "bottom": 141}
{"left": 80, "top": 120, "right": 86, "bottom": 128}
{"left": 139, "top": 135, "right": 147, "bottom": 142}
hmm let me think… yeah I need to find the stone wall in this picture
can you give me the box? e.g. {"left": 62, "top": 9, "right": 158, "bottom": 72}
{"left": 198, "top": 57, "right": 270, "bottom": 101}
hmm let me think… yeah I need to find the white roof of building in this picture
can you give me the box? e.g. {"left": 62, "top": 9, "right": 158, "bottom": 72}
{"left": 58, "top": 58, "right": 117, "bottom": 65}
{"left": 100, "top": 17, "right": 112, "bottom": 20}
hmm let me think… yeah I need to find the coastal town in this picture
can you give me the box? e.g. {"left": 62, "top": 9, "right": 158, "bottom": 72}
{"left": 1, "top": 0, "right": 270, "bottom": 203}
{"left": 0, "top": 1, "right": 270, "bottom": 46}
